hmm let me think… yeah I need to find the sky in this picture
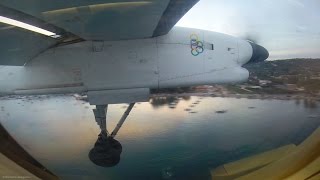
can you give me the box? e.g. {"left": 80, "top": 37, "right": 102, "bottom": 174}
{"left": 176, "top": 0, "right": 320, "bottom": 60}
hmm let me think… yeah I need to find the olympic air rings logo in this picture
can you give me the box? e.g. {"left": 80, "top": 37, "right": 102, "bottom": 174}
{"left": 190, "top": 34, "right": 204, "bottom": 56}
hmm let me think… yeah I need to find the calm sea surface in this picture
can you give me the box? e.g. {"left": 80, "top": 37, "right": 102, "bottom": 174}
{"left": 0, "top": 95, "right": 319, "bottom": 180}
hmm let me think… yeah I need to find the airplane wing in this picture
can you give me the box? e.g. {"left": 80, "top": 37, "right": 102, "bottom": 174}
{"left": 0, "top": 0, "right": 199, "bottom": 66}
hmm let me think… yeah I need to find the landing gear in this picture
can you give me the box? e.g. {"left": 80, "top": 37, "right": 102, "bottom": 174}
{"left": 89, "top": 103, "right": 135, "bottom": 167}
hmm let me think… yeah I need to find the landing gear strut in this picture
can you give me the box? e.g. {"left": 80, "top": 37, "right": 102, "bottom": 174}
{"left": 89, "top": 103, "right": 135, "bottom": 167}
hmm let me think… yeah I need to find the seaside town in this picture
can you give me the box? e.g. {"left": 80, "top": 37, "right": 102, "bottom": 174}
{"left": 152, "top": 58, "right": 320, "bottom": 101}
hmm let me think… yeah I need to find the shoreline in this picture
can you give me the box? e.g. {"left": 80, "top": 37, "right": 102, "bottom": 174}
{"left": 151, "top": 92, "right": 320, "bottom": 101}
{"left": 0, "top": 92, "right": 319, "bottom": 102}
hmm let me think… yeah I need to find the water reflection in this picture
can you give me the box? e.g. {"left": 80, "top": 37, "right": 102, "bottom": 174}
{"left": 303, "top": 98, "right": 318, "bottom": 109}
{"left": 294, "top": 98, "right": 318, "bottom": 109}
{"left": 0, "top": 95, "right": 320, "bottom": 179}
{"left": 149, "top": 96, "right": 191, "bottom": 109}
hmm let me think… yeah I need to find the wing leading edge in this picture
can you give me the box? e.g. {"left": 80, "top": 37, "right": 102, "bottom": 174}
{"left": 153, "top": 0, "right": 200, "bottom": 37}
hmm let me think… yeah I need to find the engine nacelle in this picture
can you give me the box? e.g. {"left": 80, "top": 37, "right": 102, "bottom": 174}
{"left": 159, "top": 67, "right": 249, "bottom": 88}
{"left": 0, "top": 27, "right": 268, "bottom": 102}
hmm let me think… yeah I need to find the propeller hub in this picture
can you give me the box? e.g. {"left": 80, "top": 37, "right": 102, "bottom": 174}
{"left": 248, "top": 42, "right": 269, "bottom": 63}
